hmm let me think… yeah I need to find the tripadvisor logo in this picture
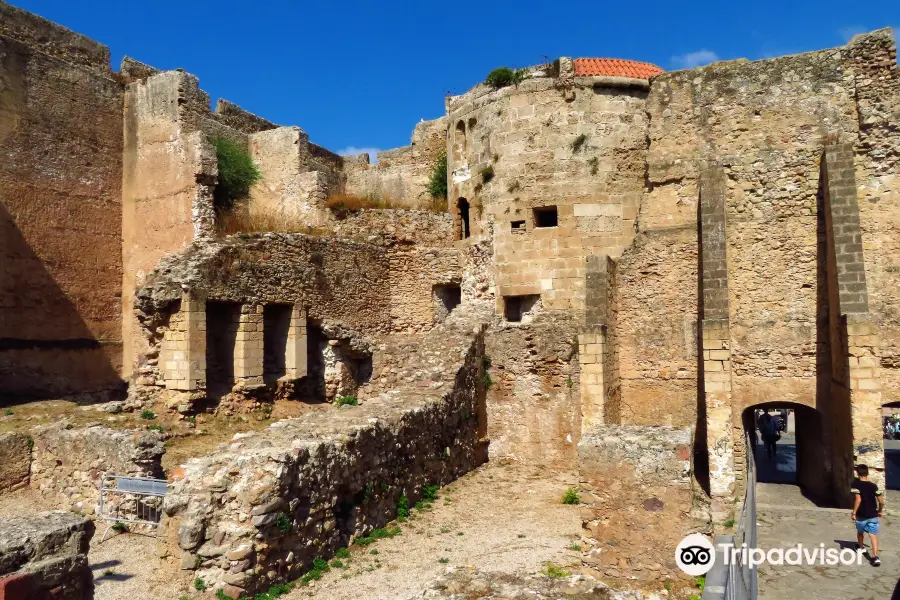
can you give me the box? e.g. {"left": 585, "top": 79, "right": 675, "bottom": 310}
{"left": 675, "top": 534, "right": 716, "bottom": 576}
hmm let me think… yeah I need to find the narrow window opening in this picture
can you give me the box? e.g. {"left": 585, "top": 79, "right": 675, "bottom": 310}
{"left": 457, "top": 198, "right": 471, "bottom": 240}
{"left": 511, "top": 220, "right": 526, "bottom": 234}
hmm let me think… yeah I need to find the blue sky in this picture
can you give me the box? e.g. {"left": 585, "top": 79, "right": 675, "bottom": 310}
{"left": 12, "top": 0, "right": 899, "bottom": 157}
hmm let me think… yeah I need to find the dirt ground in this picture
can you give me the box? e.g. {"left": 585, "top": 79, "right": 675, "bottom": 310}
{"left": 84, "top": 460, "right": 581, "bottom": 600}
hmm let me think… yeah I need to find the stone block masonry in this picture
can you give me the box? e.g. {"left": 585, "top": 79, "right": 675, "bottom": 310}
{"left": 0, "top": 511, "right": 94, "bottom": 600}
{"left": 161, "top": 307, "right": 490, "bottom": 596}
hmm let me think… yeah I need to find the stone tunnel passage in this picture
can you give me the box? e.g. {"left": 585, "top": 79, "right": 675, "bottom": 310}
{"left": 205, "top": 301, "right": 241, "bottom": 400}
{"left": 263, "top": 303, "right": 292, "bottom": 384}
{"left": 884, "top": 401, "right": 900, "bottom": 491}
{"left": 742, "top": 402, "right": 833, "bottom": 506}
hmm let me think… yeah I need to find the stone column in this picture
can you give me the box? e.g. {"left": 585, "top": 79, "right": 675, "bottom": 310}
{"left": 234, "top": 304, "right": 264, "bottom": 389}
{"left": 160, "top": 293, "right": 206, "bottom": 391}
{"left": 823, "top": 143, "right": 885, "bottom": 495}
{"left": 699, "top": 163, "right": 735, "bottom": 523}
{"left": 285, "top": 305, "right": 308, "bottom": 380}
{"left": 580, "top": 255, "right": 617, "bottom": 431}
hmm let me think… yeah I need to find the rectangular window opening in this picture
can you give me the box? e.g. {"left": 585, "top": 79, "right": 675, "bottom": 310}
{"left": 503, "top": 294, "right": 541, "bottom": 323}
{"left": 511, "top": 220, "right": 526, "bottom": 234}
{"left": 533, "top": 206, "right": 558, "bottom": 228}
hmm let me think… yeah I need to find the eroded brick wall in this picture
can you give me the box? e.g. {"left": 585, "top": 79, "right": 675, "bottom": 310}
{"left": 0, "top": 1, "right": 125, "bottom": 398}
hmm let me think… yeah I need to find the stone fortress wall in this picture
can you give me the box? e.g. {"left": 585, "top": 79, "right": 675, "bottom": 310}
{"left": 0, "top": 2, "right": 125, "bottom": 399}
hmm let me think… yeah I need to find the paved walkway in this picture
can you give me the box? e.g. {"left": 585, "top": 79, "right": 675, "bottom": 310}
{"left": 757, "top": 483, "right": 900, "bottom": 599}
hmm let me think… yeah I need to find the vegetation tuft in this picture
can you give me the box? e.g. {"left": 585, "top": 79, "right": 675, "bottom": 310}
{"left": 561, "top": 488, "right": 580, "bottom": 505}
{"left": 485, "top": 67, "right": 528, "bottom": 89}
{"left": 111, "top": 521, "right": 128, "bottom": 534}
{"left": 212, "top": 136, "right": 261, "bottom": 212}
{"left": 571, "top": 134, "right": 588, "bottom": 153}
{"left": 480, "top": 165, "right": 495, "bottom": 183}
{"left": 335, "top": 547, "right": 351, "bottom": 559}
{"left": 353, "top": 526, "right": 401, "bottom": 546}
{"left": 193, "top": 578, "right": 207, "bottom": 592}
{"left": 428, "top": 152, "right": 448, "bottom": 202}
{"left": 335, "top": 395, "right": 359, "bottom": 407}
{"left": 587, "top": 156, "right": 599, "bottom": 175}
{"left": 275, "top": 512, "right": 292, "bottom": 533}
{"left": 542, "top": 562, "right": 571, "bottom": 578}
{"left": 140, "top": 409, "right": 156, "bottom": 420}
{"left": 397, "top": 495, "right": 410, "bottom": 519}
{"left": 482, "top": 356, "right": 493, "bottom": 390}
{"left": 3, "top": 408, "right": 12, "bottom": 416}
{"left": 147, "top": 424, "right": 163, "bottom": 433}
{"left": 422, "top": 484, "right": 440, "bottom": 502}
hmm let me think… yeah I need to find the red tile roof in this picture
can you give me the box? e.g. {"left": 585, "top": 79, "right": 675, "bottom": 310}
{"left": 573, "top": 58, "right": 664, "bottom": 80}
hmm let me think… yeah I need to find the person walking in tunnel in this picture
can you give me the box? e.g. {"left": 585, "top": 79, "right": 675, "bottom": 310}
{"left": 759, "top": 410, "right": 779, "bottom": 461}
{"left": 851, "top": 464, "right": 884, "bottom": 567}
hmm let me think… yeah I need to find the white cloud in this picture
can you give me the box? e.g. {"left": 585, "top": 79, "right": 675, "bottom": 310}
{"left": 337, "top": 146, "right": 381, "bottom": 164}
{"left": 839, "top": 25, "right": 867, "bottom": 42}
{"left": 670, "top": 50, "right": 719, "bottom": 70}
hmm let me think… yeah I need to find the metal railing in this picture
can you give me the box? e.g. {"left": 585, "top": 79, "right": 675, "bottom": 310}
{"left": 704, "top": 432, "right": 758, "bottom": 600}
{"left": 98, "top": 473, "right": 168, "bottom": 541}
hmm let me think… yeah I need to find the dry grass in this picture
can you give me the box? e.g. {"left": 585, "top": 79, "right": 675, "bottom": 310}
{"left": 216, "top": 203, "right": 329, "bottom": 236}
{"left": 324, "top": 193, "right": 390, "bottom": 218}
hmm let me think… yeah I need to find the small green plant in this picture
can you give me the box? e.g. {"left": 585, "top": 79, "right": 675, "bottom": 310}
{"left": 571, "top": 134, "right": 588, "bottom": 153}
{"left": 518, "top": 534, "right": 526, "bottom": 539}
{"left": 187, "top": 415, "right": 197, "bottom": 426}
{"left": 542, "top": 562, "right": 571, "bottom": 578}
{"left": 299, "top": 558, "right": 330, "bottom": 586}
{"left": 369, "top": 548, "right": 379, "bottom": 555}
{"left": 723, "top": 517, "right": 736, "bottom": 528}
{"left": 3, "top": 408, "right": 13, "bottom": 416}
{"left": 422, "top": 484, "right": 439, "bottom": 502}
{"left": 440, "top": 447, "right": 450, "bottom": 461}
{"left": 215, "top": 590, "right": 229, "bottom": 600}
{"left": 482, "top": 355, "right": 493, "bottom": 390}
{"left": 492, "top": 153, "right": 499, "bottom": 163}
{"left": 397, "top": 495, "right": 410, "bottom": 519}
{"left": 456, "top": 531, "right": 464, "bottom": 536}
{"left": 438, "top": 557, "right": 449, "bottom": 564}
{"left": 480, "top": 165, "right": 494, "bottom": 183}
{"left": 353, "top": 526, "right": 401, "bottom": 546}
{"left": 147, "top": 424, "right": 163, "bottom": 433}
{"left": 562, "top": 488, "right": 580, "bottom": 505}
{"left": 275, "top": 512, "right": 292, "bottom": 533}
{"left": 24, "top": 435, "right": 34, "bottom": 451}
{"left": 103, "top": 569, "right": 114, "bottom": 576}
{"left": 194, "top": 577, "right": 207, "bottom": 592}
{"left": 330, "top": 558, "right": 344, "bottom": 569}
{"left": 565, "top": 375, "right": 573, "bottom": 389}
{"left": 335, "top": 547, "right": 351, "bottom": 559}
{"left": 428, "top": 152, "right": 448, "bottom": 201}
{"left": 335, "top": 395, "right": 359, "bottom": 407}
{"left": 568, "top": 542, "right": 581, "bottom": 551}
{"left": 485, "top": 67, "right": 528, "bottom": 89}
{"left": 414, "top": 501, "right": 425, "bottom": 512}
{"left": 140, "top": 409, "right": 156, "bottom": 420}
{"left": 588, "top": 156, "right": 599, "bottom": 175}
{"left": 111, "top": 521, "right": 128, "bottom": 533}
{"left": 664, "top": 581, "right": 672, "bottom": 593}
{"left": 212, "top": 136, "right": 261, "bottom": 212}
{"left": 440, "top": 526, "right": 451, "bottom": 533}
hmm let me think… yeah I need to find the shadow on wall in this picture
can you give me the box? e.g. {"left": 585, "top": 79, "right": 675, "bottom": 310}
{"left": 0, "top": 204, "right": 124, "bottom": 401}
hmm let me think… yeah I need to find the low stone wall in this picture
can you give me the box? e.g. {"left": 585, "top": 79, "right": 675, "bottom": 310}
{"left": 0, "top": 511, "right": 94, "bottom": 600}
{"left": 0, "top": 432, "right": 31, "bottom": 494}
{"left": 579, "top": 425, "right": 697, "bottom": 585}
{"left": 161, "top": 307, "right": 491, "bottom": 597}
{"left": 330, "top": 209, "right": 453, "bottom": 247}
{"left": 31, "top": 424, "right": 165, "bottom": 514}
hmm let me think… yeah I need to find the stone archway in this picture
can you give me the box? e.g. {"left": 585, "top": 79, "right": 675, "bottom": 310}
{"left": 740, "top": 401, "right": 833, "bottom": 506}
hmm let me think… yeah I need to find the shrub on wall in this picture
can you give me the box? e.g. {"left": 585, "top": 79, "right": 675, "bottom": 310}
{"left": 427, "top": 152, "right": 448, "bottom": 201}
{"left": 484, "top": 67, "right": 527, "bottom": 89}
{"left": 212, "top": 136, "right": 261, "bottom": 212}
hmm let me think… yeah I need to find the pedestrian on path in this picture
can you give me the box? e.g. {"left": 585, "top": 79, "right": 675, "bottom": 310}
{"left": 759, "top": 411, "right": 779, "bottom": 461}
{"left": 851, "top": 464, "right": 884, "bottom": 567}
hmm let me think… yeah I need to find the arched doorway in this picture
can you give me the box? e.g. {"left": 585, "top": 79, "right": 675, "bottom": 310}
{"left": 741, "top": 402, "right": 833, "bottom": 506}
{"left": 883, "top": 401, "right": 900, "bottom": 491}
{"left": 457, "top": 198, "right": 470, "bottom": 240}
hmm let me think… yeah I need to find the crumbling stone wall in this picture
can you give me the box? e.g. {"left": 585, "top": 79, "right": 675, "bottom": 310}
{"left": 579, "top": 425, "right": 696, "bottom": 584}
{"left": 0, "top": 432, "right": 31, "bottom": 494}
{"left": 0, "top": 1, "right": 125, "bottom": 398}
{"left": 343, "top": 117, "right": 448, "bottom": 208}
{"left": 30, "top": 424, "right": 164, "bottom": 514}
{"left": 0, "top": 511, "right": 94, "bottom": 600}
{"left": 485, "top": 315, "right": 581, "bottom": 467}
{"left": 122, "top": 68, "right": 276, "bottom": 377}
{"left": 161, "top": 308, "right": 490, "bottom": 597}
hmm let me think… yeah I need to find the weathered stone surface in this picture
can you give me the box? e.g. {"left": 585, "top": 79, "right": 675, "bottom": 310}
{"left": 0, "top": 432, "right": 31, "bottom": 494}
{"left": 0, "top": 510, "right": 94, "bottom": 600}
{"left": 30, "top": 423, "right": 164, "bottom": 513}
